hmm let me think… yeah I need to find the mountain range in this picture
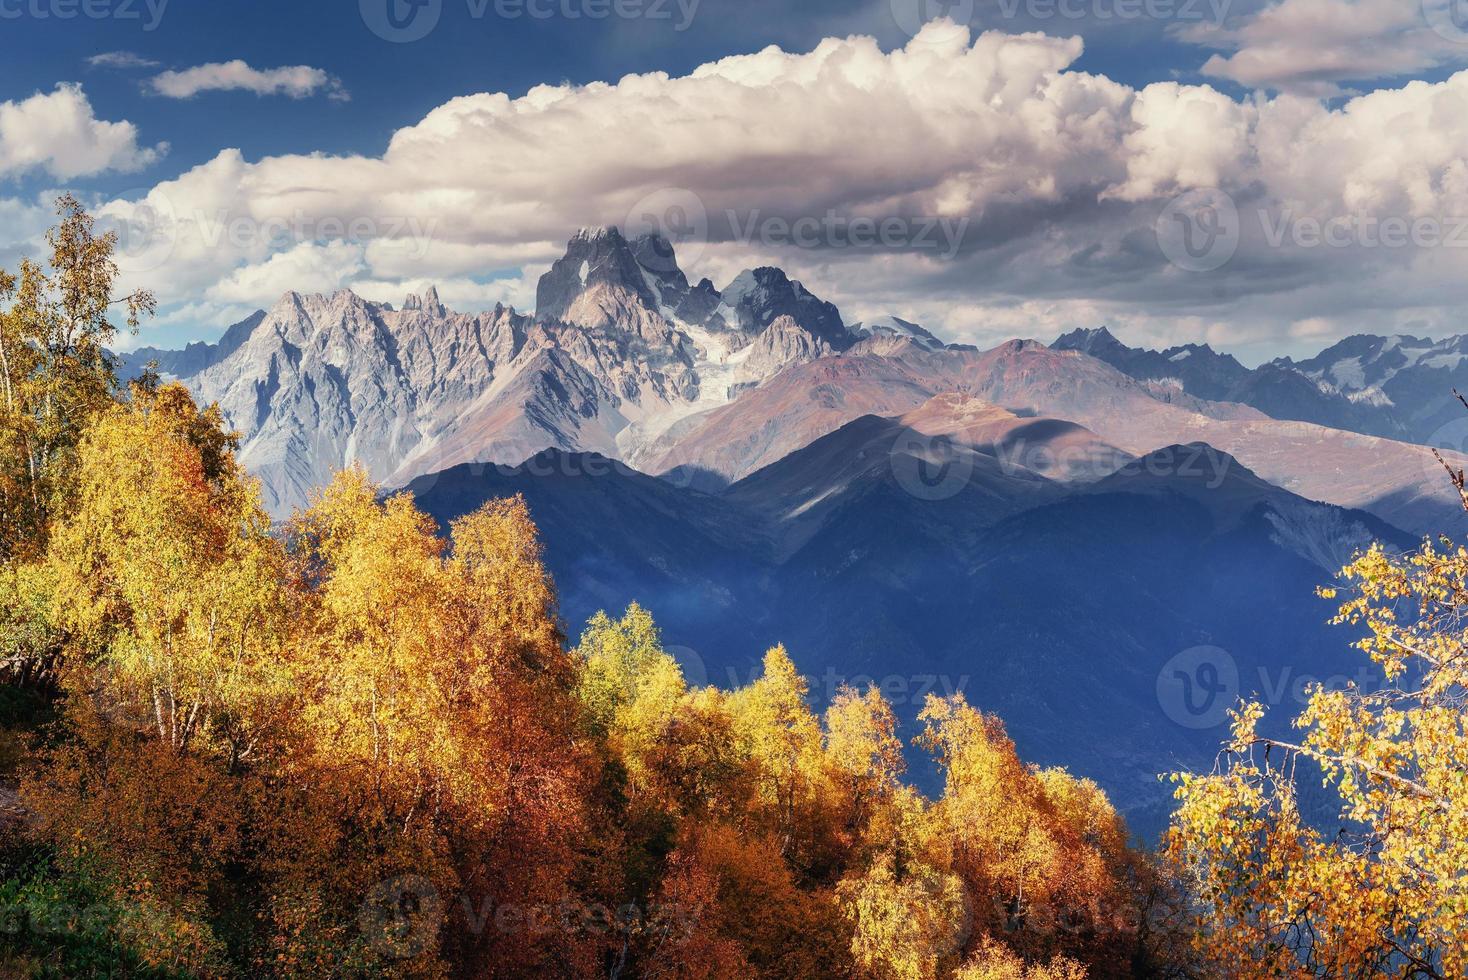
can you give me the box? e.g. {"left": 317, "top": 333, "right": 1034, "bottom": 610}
{"left": 123, "top": 229, "right": 1468, "bottom": 534}
{"left": 121, "top": 227, "right": 1468, "bottom": 835}
{"left": 1053, "top": 325, "right": 1468, "bottom": 451}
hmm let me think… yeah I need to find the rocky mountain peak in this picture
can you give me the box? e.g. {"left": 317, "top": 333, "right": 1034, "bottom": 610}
{"left": 720, "top": 267, "right": 853, "bottom": 350}
{"left": 403, "top": 285, "right": 447, "bottom": 316}
{"left": 851, "top": 315, "right": 946, "bottom": 351}
{"left": 1052, "top": 326, "right": 1124, "bottom": 355}
{"left": 536, "top": 226, "right": 663, "bottom": 324}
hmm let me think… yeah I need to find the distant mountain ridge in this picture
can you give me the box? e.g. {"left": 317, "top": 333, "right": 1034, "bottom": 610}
{"left": 120, "top": 230, "right": 1468, "bottom": 536}
{"left": 1274, "top": 333, "right": 1468, "bottom": 444}
{"left": 1051, "top": 326, "right": 1404, "bottom": 439}
{"left": 1052, "top": 325, "right": 1468, "bottom": 449}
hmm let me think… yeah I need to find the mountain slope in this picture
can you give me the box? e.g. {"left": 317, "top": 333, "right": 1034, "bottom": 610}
{"left": 125, "top": 229, "right": 1468, "bottom": 538}
{"left": 403, "top": 427, "right": 1412, "bottom": 839}
{"left": 649, "top": 338, "right": 1468, "bottom": 535}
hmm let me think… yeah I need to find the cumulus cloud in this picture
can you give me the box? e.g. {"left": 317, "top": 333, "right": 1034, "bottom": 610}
{"left": 1183, "top": 0, "right": 1468, "bottom": 95}
{"left": 0, "top": 84, "right": 165, "bottom": 179}
{"left": 66, "top": 22, "right": 1468, "bottom": 359}
{"left": 204, "top": 241, "right": 366, "bottom": 305}
{"left": 148, "top": 61, "right": 348, "bottom": 101}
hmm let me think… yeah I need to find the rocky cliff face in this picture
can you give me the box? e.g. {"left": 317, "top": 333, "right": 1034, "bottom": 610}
{"left": 158, "top": 289, "right": 533, "bottom": 515}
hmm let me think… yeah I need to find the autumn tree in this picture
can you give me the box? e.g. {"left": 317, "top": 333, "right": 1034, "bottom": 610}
{"left": 43, "top": 379, "right": 292, "bottom": 755}
{"left": 727, "top": 645, "right": 838, "bottom": 868}
{"left": 19, "top": 377, "right": 290, "bottom": 975}
{"left": 0, "top": 194, "right": 155, "bottom": 562}
{"left": 918, "top": 694, "right": 1160, "bottom": 978}
{"left": 825, "top": 683, "right": 906, "bottom": 845}
{"left": 287, "top": 473, "right": 594, "bottom": 976}
{"left": 1169, "top": 537, "right": 1468, "bottom": 977}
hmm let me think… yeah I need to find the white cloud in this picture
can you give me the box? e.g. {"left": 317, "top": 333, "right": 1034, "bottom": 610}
{"left": 205, "top": 241, "right": 366, "bottom": 306}
{"left": 0, "top": 84, "right": 165, "bottom": 179}
{"left": 1182, "top": 0, "right": 1468, "bottom": 96}
{"left": 65, "top": 22, "right": 1468, "bottom": 359}
{"left": 87, "top": 51, "right": 160, "bottom": 70}
{"left": 148, "top": 61, "right": 348, "bottom": 101}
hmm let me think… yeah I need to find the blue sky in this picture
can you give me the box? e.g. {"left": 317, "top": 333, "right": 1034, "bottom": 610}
{"left": 3, "top": 0, "right": 1468, "bottom": 362}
